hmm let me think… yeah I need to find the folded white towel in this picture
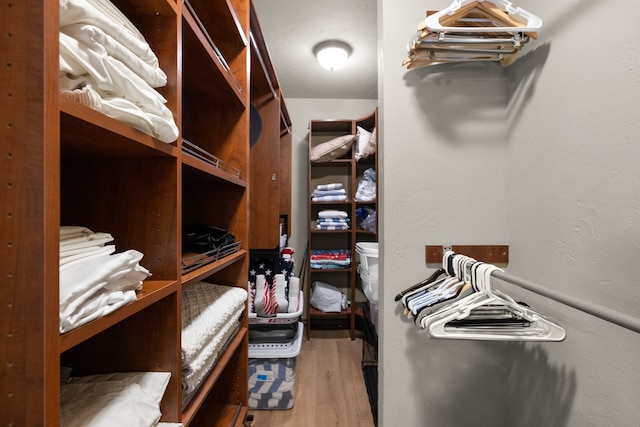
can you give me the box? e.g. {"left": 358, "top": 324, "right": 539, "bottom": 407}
{"left": 60, "top": 231, "right": 113, "bottom": 249}
{"left": 60, "top": 83, "right": 178, "bottom": 143}
{"left": 181, "top": 282, "right": 247, "bottom": 366}
{"left": 287, "top": 277, "right": 300, "bottom": 313}
{"left": 60, "top": 244, "right": 115, "bottom": 269}
{"left": 274, "top": 274, "right": 288, "bottom": 313}
{"left": 62, "top": 23, "right": 167, "bottom": 88}
{"left": 59, "top": 32, "right": 169, "bottom": 118}
{"left": 253, "top": 275, "right": 266, "bottom": 316}
{"left": 60, "top": 289, "right": 137, "bottom": 333}
{"left": 60, "top": 0, "right": 159, "bottom": 68}
{"left": 60, "top": 249, "right": 150, "bottom": 319}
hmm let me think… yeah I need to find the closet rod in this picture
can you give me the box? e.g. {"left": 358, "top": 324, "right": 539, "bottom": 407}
{"left": 491, "top": 270, "right": 640, "bottom": 334}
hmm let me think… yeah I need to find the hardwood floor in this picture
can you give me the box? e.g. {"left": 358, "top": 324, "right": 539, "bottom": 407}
{"left": 248, "top": 329, "right": 376, "bottom": 427}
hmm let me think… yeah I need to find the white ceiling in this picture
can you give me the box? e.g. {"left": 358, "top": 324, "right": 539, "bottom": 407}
{"left": 253, "top": 0, "right": 378, "bottom": 100}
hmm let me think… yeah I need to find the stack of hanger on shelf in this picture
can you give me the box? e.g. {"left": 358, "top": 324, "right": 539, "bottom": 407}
{"left": 396, "top": 251, "right": 566, "bottom": 341}
{"left": 402, "top": 0, "right": 542, "bottom": 69}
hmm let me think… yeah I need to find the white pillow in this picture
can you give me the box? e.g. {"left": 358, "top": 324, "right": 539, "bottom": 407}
{"left": 355, "top": 126, "right": 376, "bottom": 161}
{"left": 310, "top": 134, "right": 355, "bottom": 163}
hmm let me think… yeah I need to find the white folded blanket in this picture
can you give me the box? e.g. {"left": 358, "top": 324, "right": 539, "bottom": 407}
{"left": 59, "top": 249, "right": 151, "bottom": 332}
{"left": 59, "top": 32, "right": 169, "bottom": 118}
{"left": 181, "top": 282, "right": 247, "bottom": 366}
{"left": 60, "top": 0, "right": 159, "bottom": 69}
{"left": 181, "top": 311, "right": 241, "bottom": 396}
{"left": 60, "top": 83, "right": 178, "bottom": 143}
{"left": 62, "top": 371, "right": 171, "bottom": 427}
{"left": 62, "top": 23, "right": 167, "bottom": 88}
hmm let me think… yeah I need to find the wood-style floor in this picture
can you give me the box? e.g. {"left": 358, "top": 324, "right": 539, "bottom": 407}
{"left": 248, "top": 329, "right": 376, "bottom": 427}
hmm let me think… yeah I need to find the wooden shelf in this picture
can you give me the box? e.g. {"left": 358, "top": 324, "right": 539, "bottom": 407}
{"left": 307, "top": 109, "right": 378, "bottom": 340}
{"left": 59, "top": 280, "right": 178, "bottom": 352}
{"left": 2, "top": 0, "right": 255, "bottom": 423}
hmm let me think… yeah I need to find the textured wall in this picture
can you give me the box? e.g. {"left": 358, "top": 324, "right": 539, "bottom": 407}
{"left": 379, "top": 0, "right": 510, "bottom": 425}
{"left": 504, "top": 0, "right": 640, "bottom": 425}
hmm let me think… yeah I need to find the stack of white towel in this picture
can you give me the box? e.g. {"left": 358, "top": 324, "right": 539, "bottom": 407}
{"left": 181, "top": 282, "right": 247, "bottom": 402}
{"left": 59, "top": 0, "right": 179, "bottom": 143}
{"left": 59, "top": 226, "right": 151, "bottom": 333}
{"left": 311, "top": 182, "right": 347, "bottom": 202}
{"left": 315, "top": 209, "right": 350, "bottom": 231}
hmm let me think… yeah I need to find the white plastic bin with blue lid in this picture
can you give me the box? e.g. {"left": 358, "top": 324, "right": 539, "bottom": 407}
{"left": 356, "top": 242, "right": 379, "bottom": 303}
{"left": 248, "top": 322, "right": 303, "bottom": 410}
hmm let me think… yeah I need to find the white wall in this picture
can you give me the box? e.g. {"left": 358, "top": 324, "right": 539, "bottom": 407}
{"left": 379, "top": 0, "right": 640, "bottom": 426}
{"left": 379, "top": 0, "right": 510, "bottom": 425}
{"left": 503, "top": 0, "right": 640, "bottom": 425}
{"left": 282, "top": 98, "right": 377, "bottom": 274}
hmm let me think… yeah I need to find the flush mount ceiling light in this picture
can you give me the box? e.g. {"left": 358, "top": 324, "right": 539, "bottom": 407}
{"left": 313, "top": 40, "right": 352, "bottom": 71}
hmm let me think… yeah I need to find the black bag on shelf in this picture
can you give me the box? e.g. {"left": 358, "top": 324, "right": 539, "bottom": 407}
{"left": 183, "top": 224, "right": 235, "bottom": 254}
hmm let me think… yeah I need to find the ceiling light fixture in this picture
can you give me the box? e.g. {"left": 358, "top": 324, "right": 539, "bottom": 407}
{"left": 313, "top": 40, "right": 352, "bottom": 71}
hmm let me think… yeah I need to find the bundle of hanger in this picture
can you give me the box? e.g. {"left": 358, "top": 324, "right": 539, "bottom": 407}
{"left": 396, "top": 251, "right": 566, "bottom": 341}
{"left": 402, "top": 0, "right": 542, "bottom": 69}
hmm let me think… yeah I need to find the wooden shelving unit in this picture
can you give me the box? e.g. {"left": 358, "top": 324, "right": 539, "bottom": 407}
{"left": 306, "top": 110, "right": 378, "bottom": 339}
{"left": 0, "top": 0, "right": 285, "bottom": 425}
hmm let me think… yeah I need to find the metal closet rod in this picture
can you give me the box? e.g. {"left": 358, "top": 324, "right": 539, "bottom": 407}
{"left": 491, "top": 270, "right": 640, "bottom": 335}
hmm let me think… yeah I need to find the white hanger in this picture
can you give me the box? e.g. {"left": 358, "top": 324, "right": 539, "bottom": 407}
{"left": 423, "top": 0, "right": 543, "bottom": 35}
{"left": 422, "top": 262, "right": 566, "bottom": 341}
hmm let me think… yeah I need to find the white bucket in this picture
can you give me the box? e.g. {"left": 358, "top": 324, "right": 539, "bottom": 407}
{"left": 355, "top": 242, "right": 379, "bottom": 278}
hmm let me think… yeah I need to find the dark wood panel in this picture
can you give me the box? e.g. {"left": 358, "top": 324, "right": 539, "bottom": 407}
{"left": 425, "top": 245, "right": 510, "bottom": 265}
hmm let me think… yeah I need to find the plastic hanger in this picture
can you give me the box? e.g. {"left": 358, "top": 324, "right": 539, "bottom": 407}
{"left": 423, "top": 0, "right": 542, "bottom": 37}
{"left": 422, "top": 262, "right": 566, "bottom": 341}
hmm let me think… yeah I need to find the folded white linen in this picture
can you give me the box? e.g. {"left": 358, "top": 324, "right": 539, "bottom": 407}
{"left": 287, "top": 277, "right": 300, "bottom": 313}
{"left": 60, "top": 225, "right": 94, "bottom": 238}
{"left": 60, "top": 83, "right": 178, "bottom": 143}
{"left": 62, "top": 23, "right": 167, "bottom": 88}
{"left": 60, "top": 244, "right": 116, "bottom": 269}
{"left": 67, "top": 371, "right": 171, "bottom": 404}
{"left": 253, "top": 275, "right": 266, "bottom": 315}
{"left": 59, "top": 32, "right": 169, "bottom": 118}
{"left": 60, "top": 231, "right": 114, "bottom": 250}
{"left": 274, "top": 274, "right": 288, "bottom": 313}
{"left": 181, "top": 282, "right": 247, "bottom": 366}
{"left": 59, "top": 249, "right": 150, "bottom": 318}
{"left": 182, "top": 313, "right": 241, "bottom": 395}
{"left": 59, "top": 0, "right": 159, "bottom": 69}
{"left": 61, "top": 378, "right": 162, "bottom": 427}
{"left": 60, "top": 289, "right": 137, "bottom": 333}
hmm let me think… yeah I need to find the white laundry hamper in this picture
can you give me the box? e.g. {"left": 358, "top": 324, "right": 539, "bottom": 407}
{"left": 356, "top": 242, "right": 379, "bottom": 303}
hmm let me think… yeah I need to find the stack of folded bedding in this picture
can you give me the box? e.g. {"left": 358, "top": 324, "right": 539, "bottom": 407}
{"left": 311, "top": 183, "right": 347, "bottom": 202}
{"left": 181, "top": 282, "right": 247, "bottom": 405}
{"left": 310, "top": 249, "right": 351, "bottom": 270}
{"left": 315, "top": 209, "right": 350, "bottom": 231}
{"left": 61, "top": 371, "right": 171, "bottom": 427}
{"left": 59, "top": 226, "right": 151, "bottom": 333}
{"left": 59, "top": 0, "right": 179, "bottom": 143}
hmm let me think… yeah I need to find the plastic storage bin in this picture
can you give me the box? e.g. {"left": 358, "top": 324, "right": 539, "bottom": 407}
{"left": 355, "top": 242, "right": 379, "bottom": 278}
{"left": 248, "top": 322, "right": 303, "bottom": 410}
{"left": 356, "top": 242, "right": 379, "bottom": 303}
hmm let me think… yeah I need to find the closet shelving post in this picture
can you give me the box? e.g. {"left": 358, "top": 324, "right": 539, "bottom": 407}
{"left": 1, "top": 0, "right": 255, "bottom": 425}
{"left": 306, "top": 109, "right": 378, "bottom": 340}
